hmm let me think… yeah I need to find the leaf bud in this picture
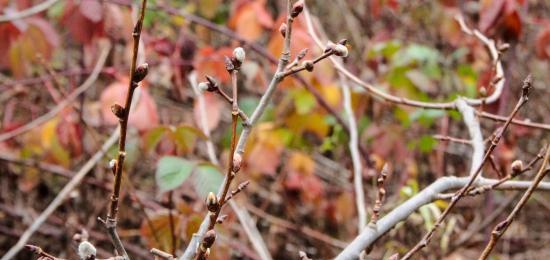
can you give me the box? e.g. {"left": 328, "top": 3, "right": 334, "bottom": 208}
{"left": 279, "top": 23, "right": 287, "bottom": 38}
{"left": 291, "top": 0, "right": 304, "bottom": 18}
{"left": 511, "top": 160, "right": 523, "bottom": 176}
{"left": 202, "top": 230, "right": 216, "bottom": 248}
{"left": 133, "top": 63, "right": 149, "bottom": 83}
{"left": 198, "top": 82, "right": 209, "bottom": 92}
{"left": 303, "top": 60, "right": 314, "bottom": 72}
{"left": 206, "top": 192, "right": 219, "bottom": 212}
{"left": 232, "top": 153, "right": 242, "bottom": 173}
{"left": 111, "top": 103, "right": 125, "bottom": 119}
{"left": 334, "top": 44, "right": 349, "bottom": 57}
{"left": 78, "top": 241, "right": 97, "bottom": 260}
{"left": 233, "top": 47, "right": 246, "bottom": 63}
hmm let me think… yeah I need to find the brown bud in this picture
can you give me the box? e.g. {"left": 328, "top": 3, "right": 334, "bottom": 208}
{"left": 279, "top": 23, "right": 287, "bottom": 38}
{"left": 511, "top": 160, "right": 523, "bottom": 176}
{"left": 133, "top": 63, "right": 149, "bottom": 83}
{"left": 297, "top": 48, "right": 309, "bottom": 60}
{"left": 521, "top": 74, "right": 532, "bottom": 98}
{"left": 198, "top": 82, "right": 209, "bottom": 92}
{"left": 202, "top": 230, "right": 216, "bottom": 248}
{"left": 291, "top": 0, "right": 304, "bottom": 18}
{"left": 333, "top": 44, "right": 349, "bottom": 57}
{"left": 303, "top": 60, "right": 314, "bottom": 72}
{"left": 232, "top": 153, "right": 242, "bottom": 173}
{"left": 205, "top": 75, "right": 219, "bottom": 91}
{"left": 216, "top": 214, "right": 228, "bottom": 224}
{"left": 206, "top": 192, "right": 219, "bottom": 212}
{"left": 111, "top": 104, "right": 125, "bottom": 119}
{"left": 233, "top": 47, "right": 246, "bottom": 63}
{"left": 224, "top": 56, "right": 235, "bottom": 72}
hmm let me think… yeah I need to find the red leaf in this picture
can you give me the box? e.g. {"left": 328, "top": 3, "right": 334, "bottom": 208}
{"left": 535, "top": 24, "right": 550, "bottom": 59}
{"left": 61, "top": 1, "right": 104, "bottom": 44}
{"left": 479, "top": 0, "right": 506, "bottom": 33}
{"left": 79, "top": 0, "right": 103, "bottom": 23}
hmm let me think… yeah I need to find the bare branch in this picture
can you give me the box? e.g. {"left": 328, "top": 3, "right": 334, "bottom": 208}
{"left": 478, "top": 147, "right": 550, "bottom": 259}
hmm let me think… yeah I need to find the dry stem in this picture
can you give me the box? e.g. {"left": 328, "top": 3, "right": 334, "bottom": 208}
{"left": 477, "top": 147, "right": 550, "bottom": 259}
{"left": 400, "top": 76, "right": 532, "bottom": 260}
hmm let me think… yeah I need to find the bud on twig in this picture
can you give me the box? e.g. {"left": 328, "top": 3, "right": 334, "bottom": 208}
{"left": 291, "top": 0, "right": 304, "bottom": 18}
{"left": 479, "top": 86, "right": 487, "bottom": 97}
{"left": 511, "top": 160, "right": 523, "bottom": 176}
{"left": 78, "top": 241, "right": 97, "bottom": 260}
{"left": 206, "top": 192, "right": 219, "bottom": 212}
{"left": 202, "top": 230, "right": 216, "bottom": 248}
{"left": 334, "top": 44, "right": 349, "bottom": 57}
{"left": 232, "top": 153, "right": 242, "bottom": 173}
{"left": 303, "top": 60, "right": 314, "bottom": 72}
{"left": 297, "top": 48, "right": 308, "bottom": 60}
{"left": 216, "top": 214, "right": 228, "bottom": 224}
{"left": 279, "top": 23, "right": 287, "bottom": 38}
{"left": 111, "top": 104, "right": 125, "bottom": 119}
{"left": 133, "top": 63, "right": 149, "bottom": 83}
{"left": 233, "top": 47, "right": 246, "bottom": 63}
{"left": 224, "top": 56, "right": 235, "bottom": 72}
{"left": 109, "top": 159, "right": 117, "bottom": 175}
{"left": 198, "top": 82, "right": 209, "bottom": 92}
{"left": 521, "top": 74, "right": 532, "bottom": 98}
{"left": 205, "top": 75, "right": 219, "bottom": 92}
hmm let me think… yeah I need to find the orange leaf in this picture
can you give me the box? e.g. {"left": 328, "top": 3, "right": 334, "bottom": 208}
{"left": 229, "top": 0, "right": 273, "bottom": 41}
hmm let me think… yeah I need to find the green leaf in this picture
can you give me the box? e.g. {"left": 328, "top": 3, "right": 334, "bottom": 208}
{"left": 171, "top": 125, "right": 206, "bottom": 154}
{"left": 291, "top": 89, "right": 316, "bottom": 115}
{"left": 191, "top": 163, "right": 224, "bottom": 198}
{"left": 155, "top": 156, "right": 195, "bottom": 193}
{"left": 418, "top": 135, "right": 437, "bottom": 153}
{"left": 143, "top": 126, "right": 167, "bottom": 152}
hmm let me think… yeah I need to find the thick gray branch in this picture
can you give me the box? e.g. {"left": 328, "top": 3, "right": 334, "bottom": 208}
{"left": 335, "top": 177, "right": 550, "bottom": 260}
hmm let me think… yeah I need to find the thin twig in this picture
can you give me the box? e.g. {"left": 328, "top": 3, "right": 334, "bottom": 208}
{"left": 182, "top": 1, "right": 337, "bottom": 258}
{"left": 369, "top": 164, "right": 389, "bottom": 226}
{"left": 2, "top": 129, "right": 119, "bottom": 260}
{"left": 151, "top": 248, "right": 175, "bottom": 260}
{"left": 437, "top": 146, "right": 547, "bottom": 199}
{"left": 190, "top": 73, "right": 271, "bottom": 260}
{"left": 103, "top": 1, "right": 148, "bottom": 259}
{"left": 0, "top": 0, "right": 59, "bottom": 22}
{"left": 340, "top": 73, "right": 366, "bottom": 231}
{"left": 0, "top": 43, "right": 110, "bottom": 142}
{"left": 334, "top": 176, "right": 550, "bottom": 259}
{"left": 456, "top": 98, "right": 485, "bottom": 177}
{"left": 399, "top": 76, "right": 532, "bottom": 260}
{"left": 478, "top": 147, "right": 550, "bottom": 259}
{"left": 302, "top": 5, "right": 550, "bottom": 131}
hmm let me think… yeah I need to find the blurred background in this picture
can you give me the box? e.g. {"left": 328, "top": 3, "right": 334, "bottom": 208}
{"left": 1, "top": 0, "right": 550, "bottom": 259}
